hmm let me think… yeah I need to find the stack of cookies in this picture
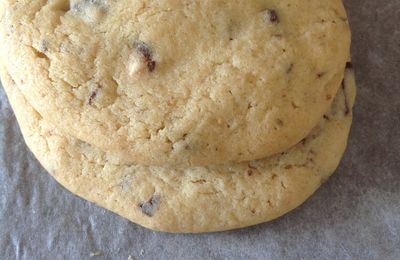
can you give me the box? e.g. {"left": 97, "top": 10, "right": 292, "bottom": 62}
{"left": 0, "top": 0, "right": 355, "bottom": 233}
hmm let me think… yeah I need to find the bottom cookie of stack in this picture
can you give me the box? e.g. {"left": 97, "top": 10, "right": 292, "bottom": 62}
{"left": 1, "top": 67, "right": 356, "bottom": 233}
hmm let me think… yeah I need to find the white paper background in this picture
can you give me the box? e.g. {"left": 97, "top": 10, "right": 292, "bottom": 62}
{"left": 1, "top": 1, "right": 399, "bottom": 259}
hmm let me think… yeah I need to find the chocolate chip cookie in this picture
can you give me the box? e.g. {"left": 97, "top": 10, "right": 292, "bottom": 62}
{"left": 0, "top": 0, "right": 351, "bottom": 166}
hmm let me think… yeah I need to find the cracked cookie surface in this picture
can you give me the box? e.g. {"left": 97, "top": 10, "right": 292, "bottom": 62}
{"left": 0, "top": 66, "right": 356, "bottom": 233}
{"left": 0, "top": 0, "right": 351, "bottom": 166}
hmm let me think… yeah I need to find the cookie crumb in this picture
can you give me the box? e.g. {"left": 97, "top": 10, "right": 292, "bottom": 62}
{"left": 90, "top": 251, "right": 101, "bottom": 257}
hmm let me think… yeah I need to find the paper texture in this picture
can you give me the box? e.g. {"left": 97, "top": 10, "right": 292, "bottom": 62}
{"left": 1, "top": 1, "right": 399, "bottom": 259}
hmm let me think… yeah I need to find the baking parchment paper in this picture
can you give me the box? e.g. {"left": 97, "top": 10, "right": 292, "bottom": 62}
{"left": 1, "top": 1, "right": 399, "bottom": 259}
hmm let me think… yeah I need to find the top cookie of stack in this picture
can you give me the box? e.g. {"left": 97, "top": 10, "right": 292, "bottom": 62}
{"left": 0, "top": 0, "right": 350, "bottom": 166}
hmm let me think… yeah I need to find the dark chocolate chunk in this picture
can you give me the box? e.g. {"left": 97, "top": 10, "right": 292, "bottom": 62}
{"left": 88, "top": 91, "right": 97, "bottom": 106}
{"left": 134, "top": 41, "right": 152, "bottom": 60}
{"left": 265, "top": 9, "right": 279, "bottom": 23}
{"left": 147, "top": 60, "right": 156, "bottom": 72}
{"left": 346, "top": 62, "right": 353, "bottom": 69}
{"left": 133, "top": 41, "right": 157, "bottom": 72}
{"left": 88, "top": 85, "right": 101, "bottom": 106}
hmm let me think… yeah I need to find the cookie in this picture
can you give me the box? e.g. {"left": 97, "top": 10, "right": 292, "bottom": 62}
{"left": 0, "top": 65, "right": 356, "bottom": 233}
{"left": 0, "top": 0, "right": 351, "bottom": 166}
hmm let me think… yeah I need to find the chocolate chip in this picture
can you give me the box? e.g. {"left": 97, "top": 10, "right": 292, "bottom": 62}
{"left": 346, "top": 62, "right": 353, "bottom": 69}
{"left": 133, "top": 41, "right": 157, "bottom": 72}
{"left": 265, "top": 9, "right": 279, "bottom": 23}
{"left": 88, "top": 91, "right": 97, "bottom": 106}
{"left": 323, "top": 114, "right": 331, "bottom": 121}
{"left": 147, "top": 60, "right": 156, "bottom": 72}
{"left": 88, "top": 85, "right": 101, "bottom": 106}
{"left": 138, "top": 194, "right": 160, "bottom": 217}
{"left": 287, "top": 63, "right": 294, "bottom": 73}
{"left": 133, "top": 41, "right": 152, "bottom": 59}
